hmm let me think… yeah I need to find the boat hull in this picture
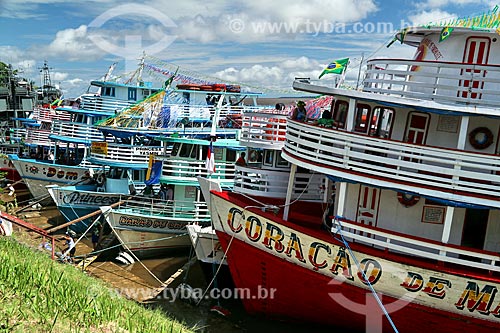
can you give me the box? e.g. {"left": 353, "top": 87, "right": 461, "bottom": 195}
{"left": 47, "top": 185, "right": 122, "bottom": 233}
{"left": 9, "top": 155, "right": 92, "bottom": 204}
{"left": 211, "top": 192, "right": 500, "bottom": 332}
{"left": 106, "top": 210, "right": 192, "bottom": 258}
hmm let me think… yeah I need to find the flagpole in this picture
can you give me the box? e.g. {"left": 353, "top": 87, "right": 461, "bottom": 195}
{"left": 336, "top": 60, "right": 349, "bottom": 88}
{"left": 355, "top": 52, "right": 364, "bottom": 90}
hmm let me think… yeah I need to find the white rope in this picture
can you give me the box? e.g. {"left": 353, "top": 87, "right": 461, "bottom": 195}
{"left": 333, "top": 217, "right": 399, "bottom": 333}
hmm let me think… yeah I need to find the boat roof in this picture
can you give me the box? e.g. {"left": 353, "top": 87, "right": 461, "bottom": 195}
{"left": 90, "top": 80, "right": 161, "bottom": 90}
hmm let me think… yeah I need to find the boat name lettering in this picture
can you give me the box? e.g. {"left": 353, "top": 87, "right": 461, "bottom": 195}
{"left": 227, "top": 207, "right": 380, "bottom": 284}
{"left": 62, "top": 192, "right": 120, "bottom": 205}
{"left": 227, "top": 207, "right": 500, "bottom": 318}
{"left": 118, "top": 216, "right": 186, "bottom": 230}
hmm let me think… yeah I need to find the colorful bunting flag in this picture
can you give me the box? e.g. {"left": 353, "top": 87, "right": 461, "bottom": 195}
{"left": 318, "top": 58, "right": 349, "bottom": 79}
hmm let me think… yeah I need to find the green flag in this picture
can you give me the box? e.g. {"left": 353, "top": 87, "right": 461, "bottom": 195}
{"left": 439, "top": 27, "right": 454, "bottom": 42}
{"left": 319, "top": 58, "right": 349, "bottom": 79}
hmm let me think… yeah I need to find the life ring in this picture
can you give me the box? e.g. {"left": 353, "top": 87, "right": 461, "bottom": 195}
{"left": 469, "top": 127, "right": 493, "bottom": 150}
{"left": 397, "top": 192, "right": 420, "bottom": 207}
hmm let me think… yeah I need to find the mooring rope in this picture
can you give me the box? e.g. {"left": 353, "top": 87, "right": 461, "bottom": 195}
{"left": 332, "top": 216, "right": 399, "bottom": 333}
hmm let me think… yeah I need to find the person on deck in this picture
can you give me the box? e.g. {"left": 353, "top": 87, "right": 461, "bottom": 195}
{"left": 291, "top": 101, "right": 307, "bottom": 122}
{"left": 235, "top": 152, "right": 247, "bottom": 167}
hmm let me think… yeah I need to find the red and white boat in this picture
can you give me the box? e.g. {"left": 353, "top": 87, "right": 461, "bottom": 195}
{"left": 206, "top": 13, "right": 500, "bottom": 333}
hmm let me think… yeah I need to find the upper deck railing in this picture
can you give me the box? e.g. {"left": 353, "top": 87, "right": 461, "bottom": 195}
{"left": 89, "top": 143, "right": 163, "bottom": 167}
{"left": 75, "top": 95, "right": 134, "bottom": 115}
{"left": 284, "top": 120, "right": 500, "bottom": 207}
{"left": 161, "top": 158, "right": 236, "bottom": 184}
{"left": 363, "top": 59, "right": 500, "bottom": 107}
{"left": 239, "top": 111, "right": 288, "bottom": 149}
{"left": 50, "top": 121, "right": 105, "bottom": 143}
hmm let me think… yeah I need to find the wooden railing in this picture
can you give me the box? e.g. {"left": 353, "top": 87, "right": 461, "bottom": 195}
{"left": 363, "top": 58, "right": 500, "bottom": 106}
{"left": 284, "top": 120, "right": 500, "bottom": 207}
{"left": 334, "top": 218, "right": 500, "bottom": 273}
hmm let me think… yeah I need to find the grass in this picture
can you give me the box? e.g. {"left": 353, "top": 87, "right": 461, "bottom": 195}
{"left": 0, "top": 237, "right": 194, "bottom": 333}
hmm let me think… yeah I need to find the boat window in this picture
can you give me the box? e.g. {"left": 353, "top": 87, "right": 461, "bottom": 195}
{"left": 263, "top": 150, "right": 274, "bottom": 167}
{"left": 179, "top": 143, "right": 193, "bottom": 158}
{"left": 369, "top": 107, "right": 394, "bottom": 138}
{"left": 214, "top": 147, "right": 223, "bottom": 160}
{"left": 354, "top": 104, "right": 372, "bottom": 134}
{"left": 332, "top": 100, "right": 348, "bottom": 129}
{"left": 128, "top": 88, "right": 137, "bottom": 101}
{"left": 170, "top": 143, "right": 181, "bottom": 156}
{"left": 102, "top": 87, "right": 115, "bottom": 97}
{"left": 226, "top": 149, "right": 237, "bottom": 162}
{"left": 248, "top": 149, "right": 262, "bottom": 163}
{"left": 190, "top": 145, "right": 198, "bottom": 159}
{"left": 132, "top": 170, "right": 142, "bottom": 181}
{"left": 275, "top": 152, "right": 289, "bottom": 168}
{"left": 184, "top": 186, "right": 196, "bottom": 199}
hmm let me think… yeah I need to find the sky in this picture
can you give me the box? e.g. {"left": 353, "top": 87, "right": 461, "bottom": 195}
{"left": 0, "top": 0, "right": 497, "bottom": 97}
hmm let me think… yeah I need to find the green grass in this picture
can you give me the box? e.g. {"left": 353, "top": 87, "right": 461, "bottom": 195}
{"left": 0, "top": 237, "right": 194, "bottom": 333}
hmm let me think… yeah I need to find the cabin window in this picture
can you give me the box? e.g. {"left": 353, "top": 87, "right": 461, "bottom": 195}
{"left": 128, "top": 88, "right": 137, "bottom": 101}
{"left": 275, "top": 152, "right": 289, "bottom": 168}
{"left": 102, "top": 87, "right": 115, "bottom": 97}
{"left": 332, "top": 100, "right": 349, "bottom": 129}
{"left": 184, "top": 186, "right": 196, "bottom": 199}
{"left": 226, "top": 149, "right": 237, "bottom": 162}
{"left": 263, "top": 150, "right": 274, "bottom": 167}
{"left": 369, "top": 107, "right": 394, "bottom": 138}
{"left": 354, "top": 104, "right": 372, "bottom": 134}
{"left": 179, "top": 143, "right": 193, "bottom": 158}
{"left": 171, "top": 143, "right": 181, "bottom": 156}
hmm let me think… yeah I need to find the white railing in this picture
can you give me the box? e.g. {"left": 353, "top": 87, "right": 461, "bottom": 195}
{"left": 116, "top": 197, "right": 210, "bottom": 222}
{"left": 335, "top": 218, "right": 500, "bottom": 273}
{"left": 233, "top": 166, "right": 325, "bottom": 200}
{"left": 363, "top": 58, "right": 500, "bottom": 107}
{"left": 24, "top": 129, "right": 52, "bottom": 146}
{"left": 79, "top": 95, "right": 135, "bottom": 114}
{"left": 89, "top": 144, "right": 163, "bottom": 166}
{"left": 51, "top": 121, "right": 105, "bottom": 143}
{"left": 240, "top": 111, "right": 288, "bottom": 149}
{"left": 285, "top": 121, "right": 500, "bottom": 206}
{"left": 33, "top": 107, "right": 71, "bottom": 121}
{"left": 10, "top": 128, "right": 26, "bottom": 142}
{"left": 161, "top": 159, "right": 236, "bottom": 182}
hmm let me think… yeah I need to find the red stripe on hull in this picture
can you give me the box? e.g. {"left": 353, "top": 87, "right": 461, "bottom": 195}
{"left": 216, "top": 231, "right": 499, "bottom": 332}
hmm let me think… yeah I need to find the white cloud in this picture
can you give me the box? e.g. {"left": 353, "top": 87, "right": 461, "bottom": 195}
{"left": 45, "top": 25, "right": 105, "bottom": 61}
{"left": 408, "top": 9, "right": 457, "bottom": 26}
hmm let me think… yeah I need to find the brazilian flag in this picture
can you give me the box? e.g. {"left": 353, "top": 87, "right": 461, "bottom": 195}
{"left": 439, "top": 27, "right": 454, "bottom": 42}
{"left": 319, "top": 58, "right": 349, "bottom": 79}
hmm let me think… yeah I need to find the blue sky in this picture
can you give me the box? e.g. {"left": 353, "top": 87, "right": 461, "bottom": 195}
{"left": 0, "top": 0, "right": 496, "bottom": 97}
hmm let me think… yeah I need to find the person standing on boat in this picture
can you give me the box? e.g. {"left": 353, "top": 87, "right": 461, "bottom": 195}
{"left": 236, "top": 152, "right": 247, "bottom": 167}
{"left": 291, "top": 101, "right": 307, "bottom": 122}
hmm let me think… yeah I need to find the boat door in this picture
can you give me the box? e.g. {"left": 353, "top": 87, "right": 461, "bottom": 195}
{"left": 459, "top": 37, "right": 490, "bottom": 99}
{"left": 356, "top": 185, "right": 380, "bottom": 236}
{"left": 404, "top": 112, "right": 430, "bottom": 162}
{"left": 460, "top": 208, "right": 489, "bottom": 260}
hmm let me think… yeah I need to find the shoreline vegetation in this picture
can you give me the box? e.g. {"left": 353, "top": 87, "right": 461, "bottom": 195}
{"left": 0, "top": 236, "right": 194, "bottom": 333}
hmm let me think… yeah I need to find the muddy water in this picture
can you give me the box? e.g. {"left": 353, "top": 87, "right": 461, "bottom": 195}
{"left": 130, "top": 256, "right": 333, "bottom": 333}
{"left": 39, "top": 208, "right": 332, "bottom": 332}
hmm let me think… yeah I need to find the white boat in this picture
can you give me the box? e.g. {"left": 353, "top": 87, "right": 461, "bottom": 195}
{"left": 206, "top": 10, "right": 500, "bottom": 333}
